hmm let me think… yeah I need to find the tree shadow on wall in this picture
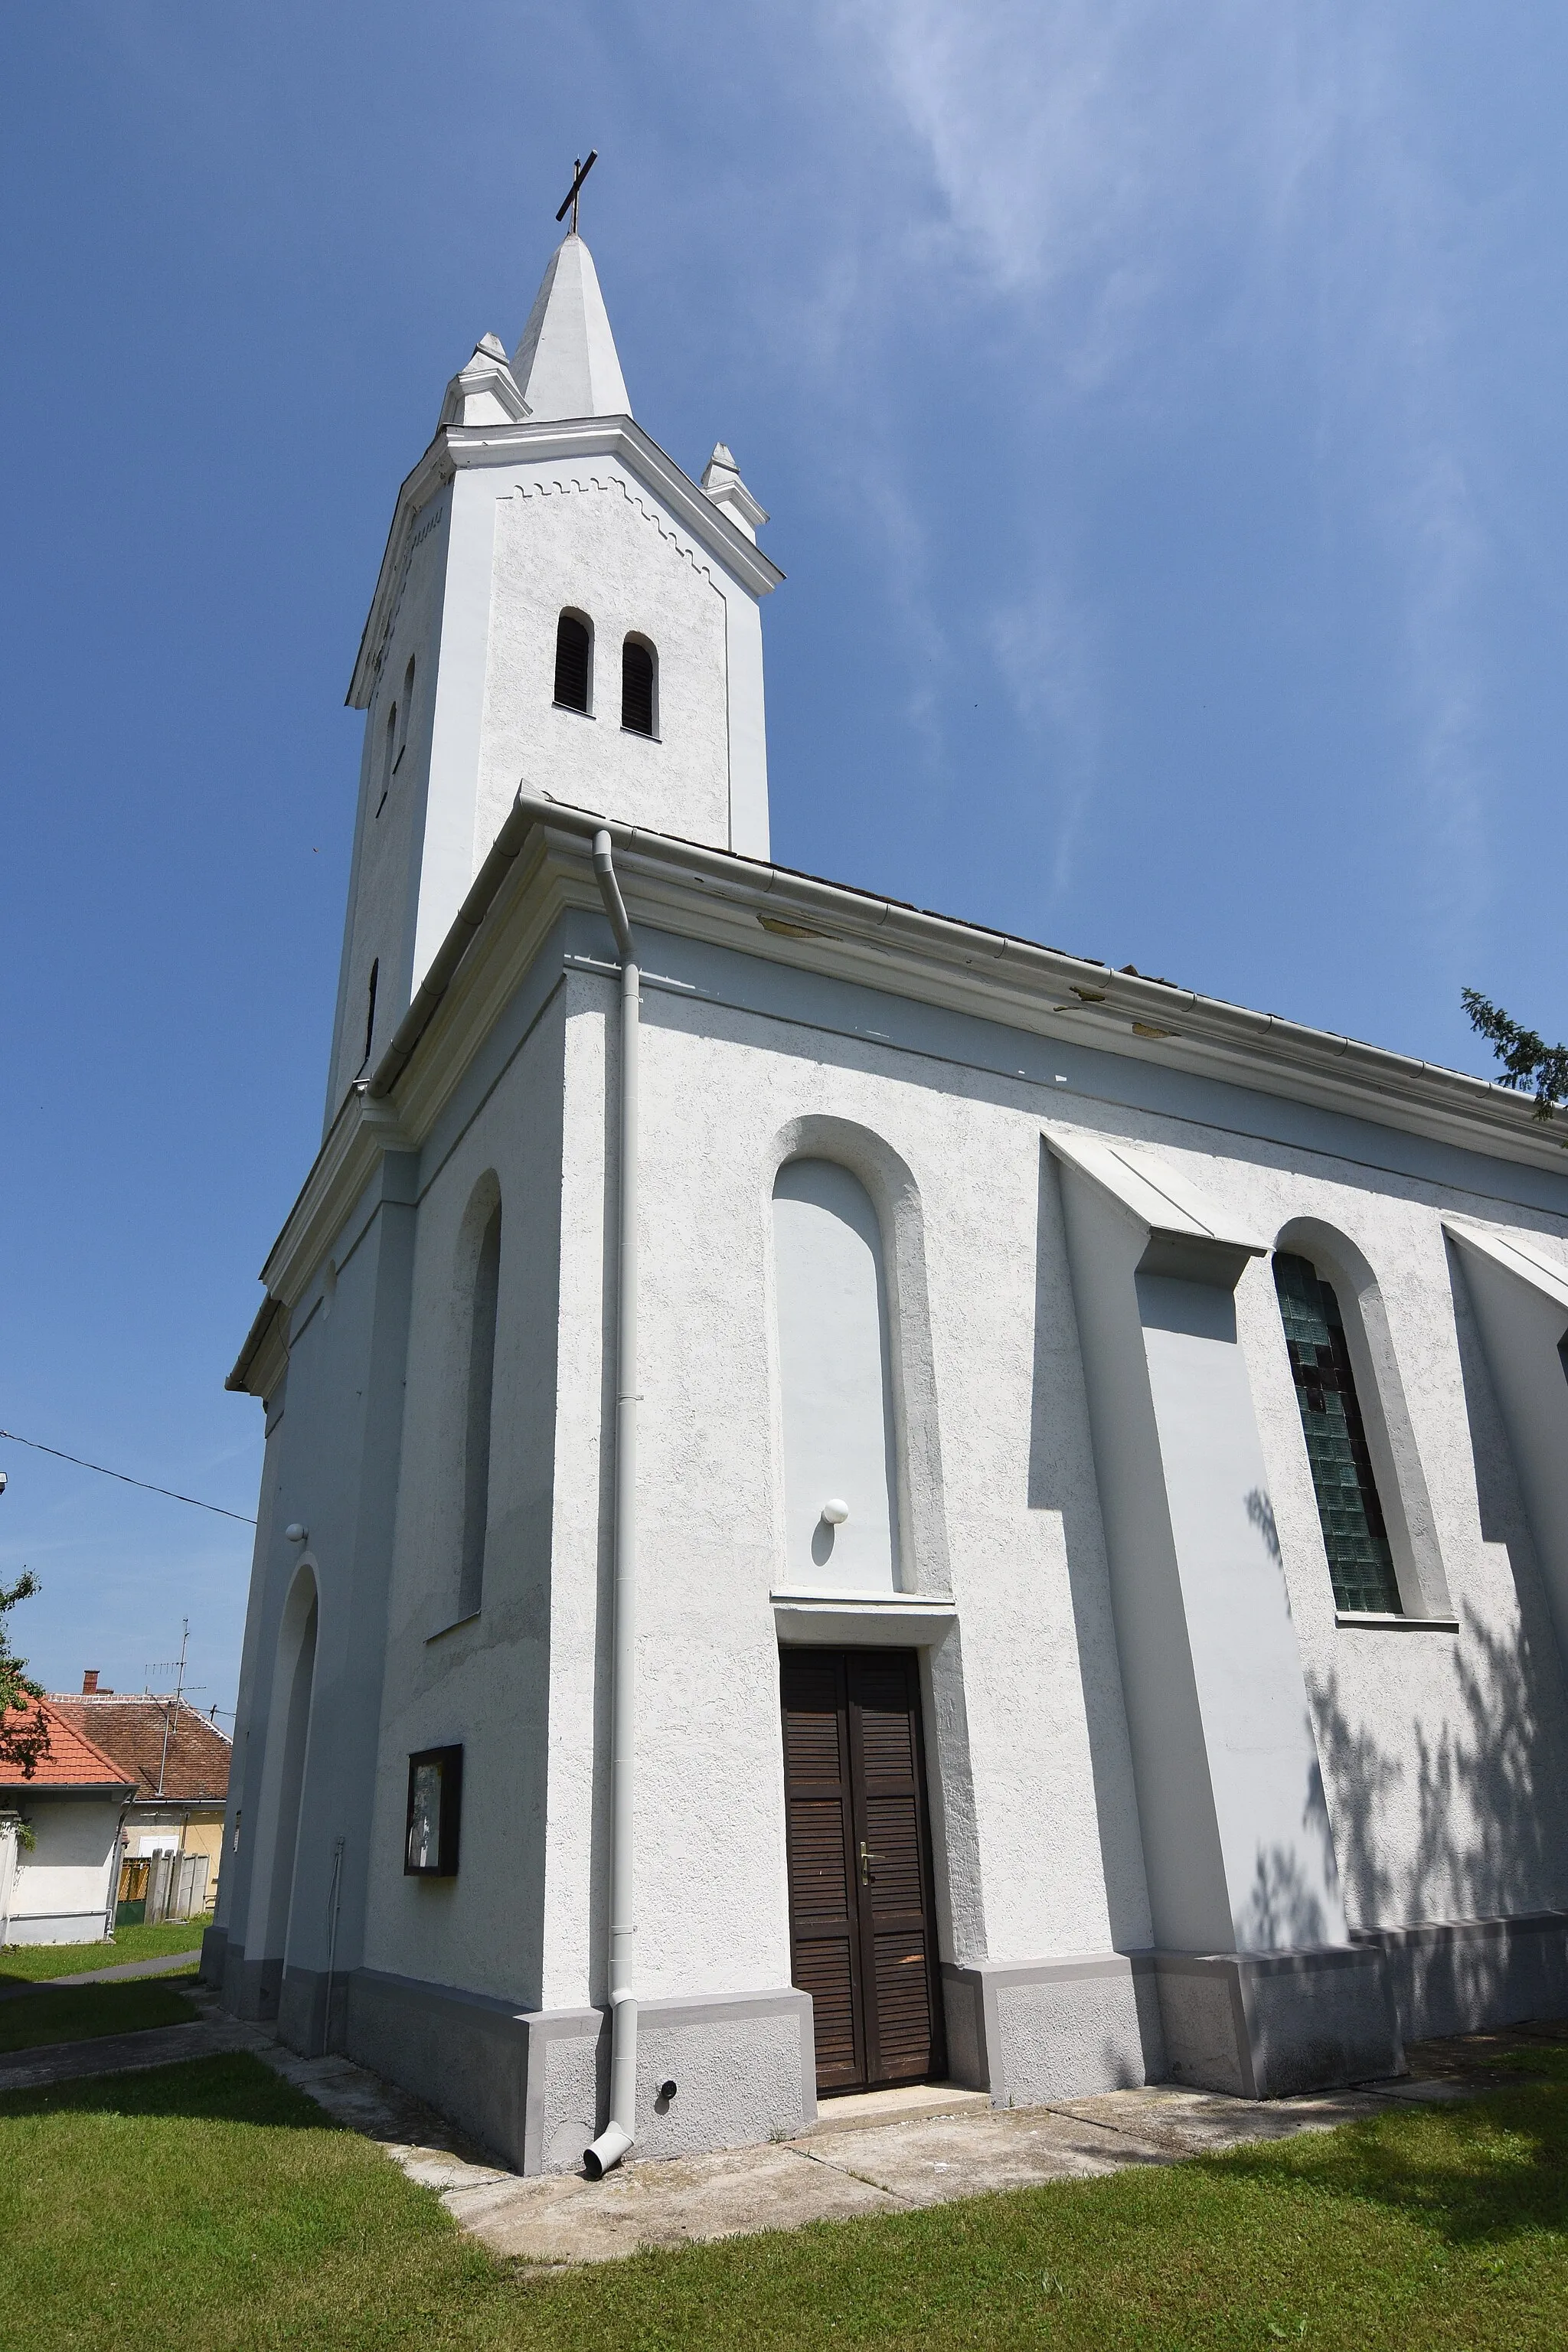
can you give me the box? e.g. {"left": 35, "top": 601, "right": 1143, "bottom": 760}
{"left": 1311, "top": 1602, "right": 1563, "bottom": 1930}
{"left": 1238, "top": 1759, "right": 1336, "bottom": 1948}
{"left": 1306, "top": 1255, "right": 1568, "bottom": 1939}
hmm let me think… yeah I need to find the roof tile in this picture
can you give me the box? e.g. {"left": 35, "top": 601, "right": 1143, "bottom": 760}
{"left": 47, "top": 1696, "right": 232, "bottom": 1804}
{"left": 0, "top": 1697, "right": 137, "bottom": 1789}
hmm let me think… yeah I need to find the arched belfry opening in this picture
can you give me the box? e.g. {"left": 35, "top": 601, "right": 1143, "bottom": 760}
{"left": 621, "top": 635, "right": 656, "bottom": 737}
{"left": 554, "top": 611, "right": 592, "bottom": 714}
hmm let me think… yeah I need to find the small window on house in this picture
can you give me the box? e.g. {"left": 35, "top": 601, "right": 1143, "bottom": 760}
{"left": 363, "top": 960, "right": 379, "bottom": 1068}
{"left": 554, "top": 612, "right": 592, "bottom": 713}
{"left": 458, "top": 1201, "right": 501, "bottom": 1620}
{"left": 622, "top": 636, "right": 656, "bottom": 736}
{"left": 1274, "top": 1252, "right": 1403, "bottom": 1614}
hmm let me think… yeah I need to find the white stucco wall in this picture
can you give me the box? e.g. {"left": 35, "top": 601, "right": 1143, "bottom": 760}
{"left": 328, "top": 488, "right": 452, "bottom": 1119}
{"left": 256, "top": 912, "right": 1568, "bottom": 2037}
{"left": 332, "top": 452, "right": 770, "bottom": 1138}
{"left": 361, "top": 991, "right": 568, "bottom": 2006}
{"left": 476, "top": 468, "right": 733, "bottom": 853}
{"left": 5, "top": 1798, "right": 119, "bottom": 1942}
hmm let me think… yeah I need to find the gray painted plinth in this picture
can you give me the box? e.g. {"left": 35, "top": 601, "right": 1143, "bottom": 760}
{"left": 278, "top": 1962, "right": 350, "bottom": 2059}
{"left": 344, "top": 1968, "right": 816, "bottom": 2174}
{"left": 218, "top": 1939, "right": 283, "bottom": 2027}
{"left": 942, "top": 1945, "right": 1405, "bottom": 2105}
{"left": 1155, "top": 1945, "right": 1403, "bottom": 2099}
{"left": 1352, "top": 1911, "right": 1568, "bottom": 2043}
{"left": 942, "top": 1952, "right": 1165, "bottom": 2106}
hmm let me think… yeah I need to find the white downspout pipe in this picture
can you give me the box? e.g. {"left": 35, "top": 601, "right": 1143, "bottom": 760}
{"left": 583, "top": 829, "right": 640, "bottom": 2180}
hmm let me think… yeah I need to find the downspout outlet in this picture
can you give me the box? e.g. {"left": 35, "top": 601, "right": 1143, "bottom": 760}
{"left": 583, "top": 2117, "right": 634, "bottom": 2181}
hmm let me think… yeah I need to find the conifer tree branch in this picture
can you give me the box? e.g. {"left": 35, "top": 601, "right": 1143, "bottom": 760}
{"left": 1462, "top": 989, "right": 1568, "bottom": 1124}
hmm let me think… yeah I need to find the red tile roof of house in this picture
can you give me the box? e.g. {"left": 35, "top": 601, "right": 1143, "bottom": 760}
{"left": 47, "top": 1695, "right": 231, "bottom": 1805}
{"left": 0, "top": 1696, "right": 137, "bottom": 1791}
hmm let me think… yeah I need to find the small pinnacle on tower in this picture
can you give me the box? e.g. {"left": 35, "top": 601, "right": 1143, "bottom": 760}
{"left": 701, "top": 444, "right": 769, "bottom": 542}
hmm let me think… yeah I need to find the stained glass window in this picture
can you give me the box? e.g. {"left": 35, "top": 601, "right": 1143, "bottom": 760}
{"left": 1273, "top": 1251, "right": 1402, "bottom": 1615}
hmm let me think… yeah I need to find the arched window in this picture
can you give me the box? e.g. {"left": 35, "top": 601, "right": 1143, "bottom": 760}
{"left": 362, "top": 960, "right": 379, "bottom": 1069}
{"left": 772, "top": 1158, "right": 899, "bottom": 1592}
{"left": 254, "top": 1564, "right": 318, "bottom": 2009}
{"left": 458, "top": 1200, "right": 501, "bottom": 1620}
{"left": 554, "top": 612, "right": 592, "bottom": 713}
{"left": 397, "top": 657, "right": 415, "bottom": 765}
{"left": 622, "top": 635, "right": 656, "bottom": 736}
{"left": 1274, "top": 1251, "right": 1402, "bottom": 1614}
{"left": 377, "top": 700, "right": 397, "bottom": 815}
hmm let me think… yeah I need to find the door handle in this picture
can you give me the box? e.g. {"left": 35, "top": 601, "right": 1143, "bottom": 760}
{"left": 859, "top": 1840, "right": 876, "bottom": 1885}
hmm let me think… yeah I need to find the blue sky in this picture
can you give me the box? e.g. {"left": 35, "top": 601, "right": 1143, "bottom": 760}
{"left": 4, "top": 3, "right": 1566, "bottom": 1716}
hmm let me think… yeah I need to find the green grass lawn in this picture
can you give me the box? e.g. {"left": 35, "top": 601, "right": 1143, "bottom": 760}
{"left": 0, "top": 1973, "right": 198, "bottom": 2054}
{"left": 0, "top": 1918, "right": 209, "bottom": 1984}
{"left": 3, "top": 2053, "right": 1567, "bottom": 2350}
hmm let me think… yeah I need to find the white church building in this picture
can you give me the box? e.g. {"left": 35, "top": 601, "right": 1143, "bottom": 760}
{"left": 207, "top": 223, "right": 1568, "bottom": 2175}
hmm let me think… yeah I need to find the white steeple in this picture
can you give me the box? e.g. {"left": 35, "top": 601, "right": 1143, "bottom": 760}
{"left": 511, "top": 234, "right": 631, "bottom": 422}
{"left": 327, "top": 226, "right": 782, "bottom": 1125}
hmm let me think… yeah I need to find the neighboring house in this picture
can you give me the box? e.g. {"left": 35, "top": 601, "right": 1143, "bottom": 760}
{"left": 50, "top": 1675, "right": 231, "bottom": 1913}
{"left": 0, "top": 1697, "right": 135, "bottom": 1945}
{"left": 213, "top": 224, "right": 1568, "bottom": 2179}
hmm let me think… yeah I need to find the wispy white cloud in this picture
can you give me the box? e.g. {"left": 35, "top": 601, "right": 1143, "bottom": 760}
{"left": 797, "top": 0, "right": 1498, "bottom": 931}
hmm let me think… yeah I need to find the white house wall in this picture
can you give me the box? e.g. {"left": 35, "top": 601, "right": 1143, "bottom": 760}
{"left": 5, "top": 1798, "right": 121, "bottom": 1943}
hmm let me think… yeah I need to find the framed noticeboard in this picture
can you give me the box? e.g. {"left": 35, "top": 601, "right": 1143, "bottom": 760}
{"left": 404, "top": 1745, "right": 463, "bottom": 1877}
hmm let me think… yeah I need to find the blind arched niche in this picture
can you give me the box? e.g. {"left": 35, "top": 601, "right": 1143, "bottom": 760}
{"left": 772, "top": 1158, "right": 900, "bottom": 1592}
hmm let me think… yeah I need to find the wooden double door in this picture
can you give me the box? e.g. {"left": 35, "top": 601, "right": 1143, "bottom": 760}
{"left": 779, "top": 1647, "right": 946, "bottom": 2094}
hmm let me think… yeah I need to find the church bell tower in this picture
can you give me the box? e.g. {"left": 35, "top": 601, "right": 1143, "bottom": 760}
{"left": 324, "top": 222, "right": 782, "bottom": 1125}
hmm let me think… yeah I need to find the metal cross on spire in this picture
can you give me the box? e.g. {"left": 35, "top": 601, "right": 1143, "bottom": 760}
{"left": 555, "top": 150, "right": 599, "bottom": 235}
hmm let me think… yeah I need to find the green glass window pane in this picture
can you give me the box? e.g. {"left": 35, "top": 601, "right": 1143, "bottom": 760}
{"left": 1272, "top": 1251, "right": 1402, "bottom": 1615}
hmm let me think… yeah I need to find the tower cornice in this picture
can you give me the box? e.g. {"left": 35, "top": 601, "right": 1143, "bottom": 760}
{"left": 348, "top": 416, "right": 784, "bottom": 710}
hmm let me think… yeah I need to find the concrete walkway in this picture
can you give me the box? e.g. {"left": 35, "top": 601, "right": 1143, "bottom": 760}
{"left": 5, "top": 1982, "right": 1563, "bottom": 2266}
{"left": 247, "top": 2020, "right": 1567, "bottom": 2267}
{"left": 0, "top": 2011, "right": 270, "bottom": 2092}
{"left": 0, "top": 1950, "right": 201, "bottom": 2001}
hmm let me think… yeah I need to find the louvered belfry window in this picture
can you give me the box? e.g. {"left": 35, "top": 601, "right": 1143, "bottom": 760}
{"left": 554, "top": 612, "right": 591, "bottom": 712}
{"left": 1273, "top": 1251, "right": 1403, "bottom": 1614}
{"left": 622, "top": 637, "right": 655, "bottom": 735}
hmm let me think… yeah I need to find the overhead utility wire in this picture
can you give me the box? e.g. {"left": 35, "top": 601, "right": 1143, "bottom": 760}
{"left": 0, "top": 1429, "right": 256, "bottom": 1525}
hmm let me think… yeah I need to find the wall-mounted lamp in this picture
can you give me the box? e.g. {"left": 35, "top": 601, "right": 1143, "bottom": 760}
{"left": 820, "top": 1498, "right": 849, "bottom": 1526}
{"left": 284, "top": 1524, "right": 309, "bottom": 1545}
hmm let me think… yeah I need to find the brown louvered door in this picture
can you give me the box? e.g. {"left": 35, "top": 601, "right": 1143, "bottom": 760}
{"left": 780, "top": 1648, "right": 944, "bottom": 2095}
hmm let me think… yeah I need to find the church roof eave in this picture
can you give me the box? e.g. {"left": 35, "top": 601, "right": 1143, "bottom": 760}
{"left": 230, "top": 792, "right": 1568, "bottom": 1361}
{"left": 346, "top": 415, "right": 783, "bottom": 711}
